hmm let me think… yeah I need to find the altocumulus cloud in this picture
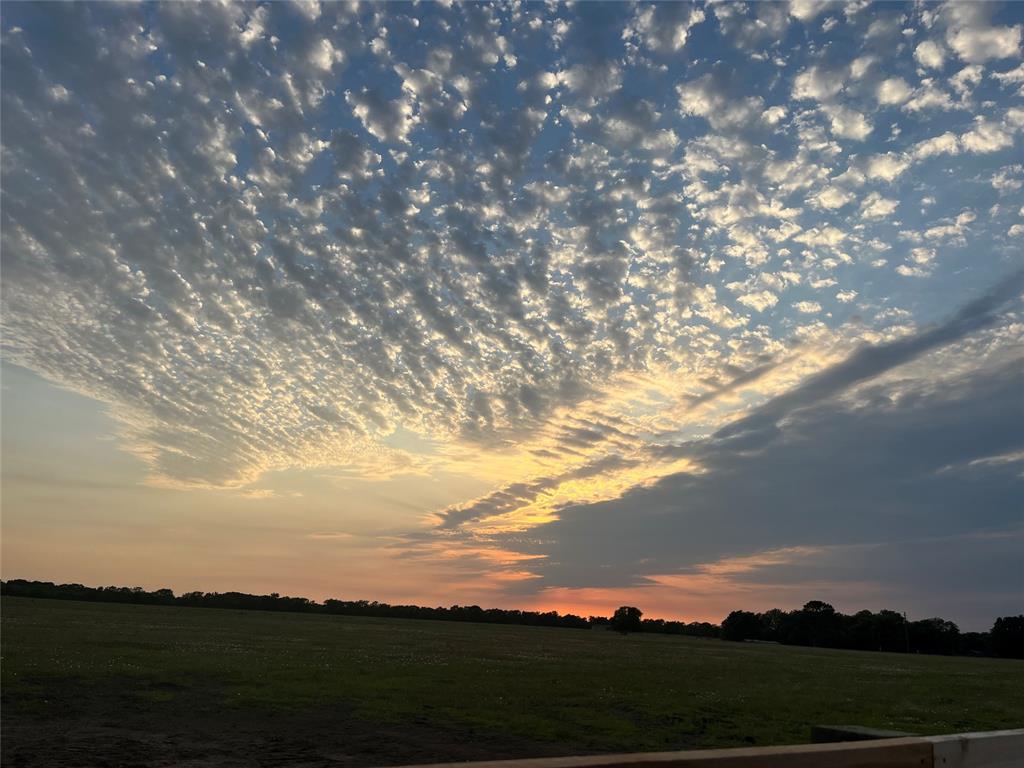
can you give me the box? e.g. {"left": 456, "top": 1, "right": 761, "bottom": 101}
{"left": 2, "top": 2, "right": 705, "bottom": 487}
{"left": 2, "top": 0, "right": 1023, "bottom": 545}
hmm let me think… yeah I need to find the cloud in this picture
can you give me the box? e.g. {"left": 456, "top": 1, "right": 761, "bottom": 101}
{"left": 913, "top": 132, "right": 961, "bottom": 160}
{"left": 788, "top": 0, "right": 837, "bottom": 23}
{"left": 792, "top": 300, "right": 823, "bottom": 314}
{"left": 4, "top": 1, "right": 1024, "bottom": 631}
{"left": 811, "top": 186, "right": 851, "bottom": 210}
{"left": 1, "top": 0, "right": 1021, "bottom": 507}
{"left": 961, "top": 118, "right": 1014, "bottom": 154}
{"left": 944, "top": 3, "right": 1022, "bottom": 63}
{"left": 762, "top": 106, "right": 788, "bottom": 125}
{"left": 677, "top": 71, "right": 764, "bottom": 131}
{"left": 702, "top": 528, "right": 1024, "bottom": 628}
{"left": 860, "top": 192, "right": 898, "bottom": 218}
{"left": 345, "top": 86, "right": 417, "bottom": 144}
{"left": 557, "top": 63, "right": 623, "bottom": 107}
{"left": 903, "top": 83, "right": 956, "bottom": 113}
{"left": 623, "top": 3, "right": 705, "bottom": 53}
{"left": 0, "top": 4, "right": 703, "bottom": 487}
{"left": 793, "top": 64, "right": 847, "bottom": 101}
{"left": 436, "top": 453, "right": 642, "bottom": 530}
{"left": 866, "top": 152, "right": 911, "bottom": 181}
{"left": 307, "top": 531, "right": 355, "bottom": 540}
{"left": 713, "top": 3, "right": 791, "bottom": 50}
{"left": 914, "top": 39, "right": 947, "bottom": 70}
{"left": 876, "top": 77, "right": 913, "bottom": 105}
{"left": 896, "top": 247, "right": 938, "bottom": 278}
{"left": 488, "top": 276, "right": 1023, "bottom": 620}
{"left": 823, "top": 104, "right": 873, "bottom": 140}
{"left": 992, "top": 63, "right": 1024, "bottom": 85}
{"left": 737, "top": 291, "right": 780, "bottom": 312}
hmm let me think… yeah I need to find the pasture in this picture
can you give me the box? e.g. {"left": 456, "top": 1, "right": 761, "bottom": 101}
{"left": 2, "top": 596, "right": 1022, "bottom": 767}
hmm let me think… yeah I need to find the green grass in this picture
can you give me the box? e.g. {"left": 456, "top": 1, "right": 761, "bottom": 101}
{"left": 3, "top": 596, "right": 1022, "bottom": 762}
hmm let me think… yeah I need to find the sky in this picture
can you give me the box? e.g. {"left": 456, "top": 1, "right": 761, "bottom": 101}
{"left": 1, "top": 1, "right": 1022, "bottom": 631}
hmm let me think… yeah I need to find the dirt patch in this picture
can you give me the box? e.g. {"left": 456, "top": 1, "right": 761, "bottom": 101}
{"left": 1, "top": 685, "right": 577, "bottom": 767}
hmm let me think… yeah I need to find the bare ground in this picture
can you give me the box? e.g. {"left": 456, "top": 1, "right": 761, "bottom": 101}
{"left": 1, "top": 683, "right": 576, "bottom": 768}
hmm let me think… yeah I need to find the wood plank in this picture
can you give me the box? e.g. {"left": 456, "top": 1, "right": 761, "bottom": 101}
{"left": 928, "top": 730, "right": 1024, "bottom": 768}
{"left": 383, "top": 737, "right": 933, "bottom": 768}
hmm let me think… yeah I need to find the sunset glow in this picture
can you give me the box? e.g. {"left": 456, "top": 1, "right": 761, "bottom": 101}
{"left": 2, "top": 1, "right": 1023, "bottom": 630}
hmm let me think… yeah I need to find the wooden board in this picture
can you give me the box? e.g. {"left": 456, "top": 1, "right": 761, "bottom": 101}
{"left": 928, "top": 730, "right": 1024, "bottom": 768}
{"left": 384, "top": 728, "right": 1024, "bottom": 768}
{"left": 384, "top": 737, "right": 933, "bottom": 768}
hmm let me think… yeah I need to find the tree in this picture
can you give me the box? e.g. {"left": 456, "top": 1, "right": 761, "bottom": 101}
{"left": 802, "top": 600, "right": 835, "bottom": 614}
{"left": 759, "top": 608, "right": 788, "bottom": 642}
{"left": 721, "top": 610, "right": 761, "bottom": 641}
{"left": 991, "top": 616, "right": 1024, "bottom": 659}
{"left": 611, "top": 606, "right": 643, "bottom": 634}
{"left": 875, "top": 609, "right": 910, "bottom": 653}
{"left": 797, "top": 600, "right": 840, "bottom": 647}
{"left": 847, "top": 610, "right": 880, "bottom": 651}
{"left": 908, "top": 618, "right": 959, "bottom": 655}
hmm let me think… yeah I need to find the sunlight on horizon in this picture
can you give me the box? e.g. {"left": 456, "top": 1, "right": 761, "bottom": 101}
{"left": 2, "top": 0, "right": 1023, "bottom": 631}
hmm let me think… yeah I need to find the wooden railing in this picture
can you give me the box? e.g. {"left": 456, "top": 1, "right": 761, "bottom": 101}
{"left": 386, "top": 729, "right": 1024, "bottom": 768}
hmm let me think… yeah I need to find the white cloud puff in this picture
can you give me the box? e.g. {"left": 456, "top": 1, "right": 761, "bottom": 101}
{"left": 866, "top": 152, "right": 911, "bottom": 181}
{"left": 944, "top": 4, "right": 1022, "bottom": 63}
{"left": 825, "top": 104, "right": 873, "bottom": 140}
{"left": 992, "top": 63, "right": 1024, "bottom": 85}
{"left": 624, "top": 4, "right": 705, "bottom": 53}
{"left": 737, "top": 290, "right": 780, "bottom": 312}
{"left": 861, "top": 192, "right": 898, "bottom": 219}
{"left": 961, "top": 118, "right": 1014, "bottom": 154}
{"left": 813, "top": 186, "right": 854, "bottom": 210}
{"left": 793, "top": 64, "right": 846, "bottom": 101}
{"left": 948, "top": 24, "right": 1022, "bottom": 64}
{"left": 792, "top": 300, "right": 823, "bottom": 313}
{"left": 914, "top": 40, "right": 947, "bottom": 69}
{"left": 876, "top": 77, "right": 913, "bottom": 106}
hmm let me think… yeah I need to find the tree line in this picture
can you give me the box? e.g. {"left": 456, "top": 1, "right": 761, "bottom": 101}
{"left": 2, "top": 580, "right": 1020, "bottom": 658}
{"left": 719, "top": 600, "right": 1023, "bottom": 658}
{"left": 0, "top": 579, "right": 592, "bottom": 629}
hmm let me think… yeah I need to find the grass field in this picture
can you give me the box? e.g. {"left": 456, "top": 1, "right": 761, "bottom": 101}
{"left": 2, "top": 597, "right": 1022, "bottom": 767}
